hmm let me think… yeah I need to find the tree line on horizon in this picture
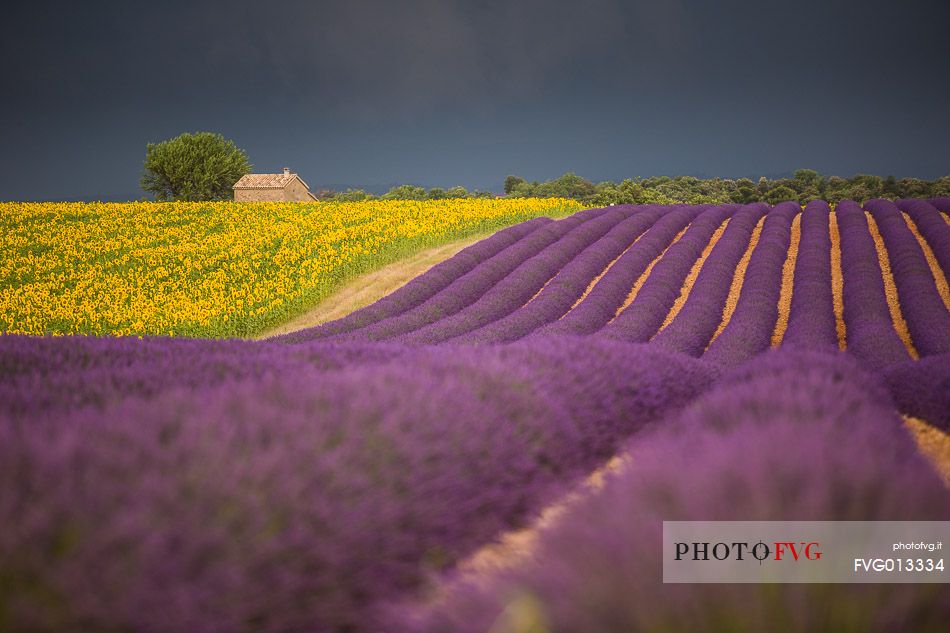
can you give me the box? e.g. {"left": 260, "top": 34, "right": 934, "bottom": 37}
{"left": 330, "top": 170, "right": 950, "bottom": 205}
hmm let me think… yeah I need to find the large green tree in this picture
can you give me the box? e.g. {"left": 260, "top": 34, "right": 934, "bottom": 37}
{"left": 141, "top": 132, "right": 251, "bottom": 201}
{"left": 503, "top": 175, "right": 526, "bottom": 194}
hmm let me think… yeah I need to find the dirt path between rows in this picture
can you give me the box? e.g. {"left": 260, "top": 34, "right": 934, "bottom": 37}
{"left": 906, "top": 417, "right": 950, "bottom": 486}
{"left": 255, "top": 234, "right": 489, "bottom": 339}
{"left": 442, "top": 418, "right": 949, "bottom": 597}
{"left": 458, "top": 454, "right": 630, "bottom": 578}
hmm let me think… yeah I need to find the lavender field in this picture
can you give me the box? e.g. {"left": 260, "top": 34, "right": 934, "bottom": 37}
{"left": 2, "top": 199, "right": 950, "bottom": 632}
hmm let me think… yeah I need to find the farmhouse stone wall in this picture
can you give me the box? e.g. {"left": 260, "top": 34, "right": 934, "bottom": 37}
{"left": 234, "top": 188, "right": 285, "bottom": 202}
{"left": 283, "top": 179, "right": 314, "bottom": 201}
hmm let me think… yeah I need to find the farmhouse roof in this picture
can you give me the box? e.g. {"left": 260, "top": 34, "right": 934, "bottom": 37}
{"left": 233, "top": 169, "right": 312, "bottom": 190}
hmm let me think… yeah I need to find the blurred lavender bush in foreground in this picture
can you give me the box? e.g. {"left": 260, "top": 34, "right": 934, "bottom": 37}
{"left": 0, "top": 336, "right": 712, "bottom": 632}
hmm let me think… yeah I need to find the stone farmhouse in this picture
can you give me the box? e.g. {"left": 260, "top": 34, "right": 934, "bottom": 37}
{"left": 233, "top": 168, "right": 317, "bottom": 202}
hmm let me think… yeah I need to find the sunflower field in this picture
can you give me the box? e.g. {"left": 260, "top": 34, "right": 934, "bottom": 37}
{"left": 0, "top": 198, "right": 579, "bottom": 337}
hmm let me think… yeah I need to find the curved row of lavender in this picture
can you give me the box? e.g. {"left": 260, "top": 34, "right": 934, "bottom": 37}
{"left": 399, "top": 206, "right": 633, "bottom": 345}
{"left": 781, "top": 199, "right": 839, "bottom": 350}
{"left": 2, "top": 199, "right": 949, "bottom": 632}
{"left": 450, "top": 206, "right": 666, "bottom": 344}
{"left": 702, "top": 201, "right": 800, "bottom": 365}
{"left": 835, "top": 200, "right": 912, "bottom": 369}
{"left": 402, "top": 352, "right": 950, "bottom": 633}
{"left": 651, "top": 202, "right": 768, "bottom": 355}
{"left": 865, "top": 198, "right": 950, "bottom": 355}
{"left": 599, "top": 204, "right": 738, "bottom": 342}
{"left": 899, "top": 199, "right": 950, "bottom": 282}
{"left": 533, "top": 203, "right": 704, "bottom": 337}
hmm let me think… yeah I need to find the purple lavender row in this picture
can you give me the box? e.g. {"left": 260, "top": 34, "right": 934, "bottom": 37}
{"left": 598, "top": 204, "right": 739, "bottom": 342}
{"left": 834, "top": 200, "right": 909, "bottom": 369}
{"left": 865, "top": 198, "right": 950, "bottom": 356}
{"left": 405, "top": 350, "right": 950, "bottom": 633}
{"left": 0, "top": 337, "right": 715, "bottom": 632}
{"left": 0, "top": 335, "right": 418, "bottom": 418}
{"left": 651, "top": 202, "right": 768, "bottom": 355}
{"left": 884, "top": 353, "right": 950, "bottom": 431}
{"left": 533, "top": 204, "right": 706, "bottom": 337}
{"left": 495, "top": 336, "right": 718, "bottom": 460}
{"left": 929, "top": 197, "right": 950, "bottom": 213}
{"left": 398, "top": 207, "right": 634, "bottom": 344}
{"left": 781, "top": 200, "right": 839, "bottom": 351}
{"left": 703, "top": 201, "right": 800, "bottom": 366}
{"left": 897, "top": 199, "right": 950, "bottom": 284}
{"left": 277, "top": 217, "right": 552, "bottom": 343}
{"left": 446, "top": 206, "right": 665, "bottom": 344}
{"left": 325, "top": 206, "right": 612, "bottom": 342}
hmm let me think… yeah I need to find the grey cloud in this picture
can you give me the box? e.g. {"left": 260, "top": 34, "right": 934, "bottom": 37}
{"left": 199, "top": 0, "right": 668, "bottom": 117}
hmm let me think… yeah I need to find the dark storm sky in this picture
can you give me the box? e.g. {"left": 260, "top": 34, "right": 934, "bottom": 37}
{"left": 2, "top": 0, "right": 949, "bottom": 201}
